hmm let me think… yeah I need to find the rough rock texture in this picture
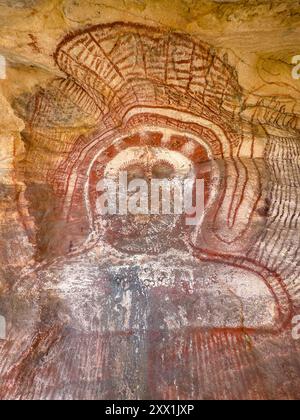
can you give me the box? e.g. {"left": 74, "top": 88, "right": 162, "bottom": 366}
{"left": 0, "top": 0, "right": 299, "bottom": 400}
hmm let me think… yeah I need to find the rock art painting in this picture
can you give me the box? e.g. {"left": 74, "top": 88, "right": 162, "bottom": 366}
{"left": 0, "top": 0, "right": 299, "bottom": 401}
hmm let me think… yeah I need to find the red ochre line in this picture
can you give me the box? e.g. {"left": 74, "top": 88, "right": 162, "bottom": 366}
{"left": 209, "top": 160, "right": 262, "bottom": 245}
{"left": 53, "top": 22, "right": 241, "bottom": 118}
{"left": 190, "top": 245, "right": 294, "bottom": 332}
{"left": 49, "top": 110, "right": 229, "bottom": 219}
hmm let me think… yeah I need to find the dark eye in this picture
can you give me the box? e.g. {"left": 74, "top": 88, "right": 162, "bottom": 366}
{"left": 152, "top": 162, "right": 175, "bottom": 179}
{"left": 124, "top": 164, "right": 146, "bottom": 182}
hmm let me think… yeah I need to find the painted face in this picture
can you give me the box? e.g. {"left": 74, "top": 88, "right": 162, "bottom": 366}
{"left": 88, "top": 137, "right": 212, "bottom": 254}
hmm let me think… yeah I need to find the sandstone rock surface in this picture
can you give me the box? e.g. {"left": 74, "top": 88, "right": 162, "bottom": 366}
{"left": 0, "top": 0, "right": 299, "bottom": 400}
